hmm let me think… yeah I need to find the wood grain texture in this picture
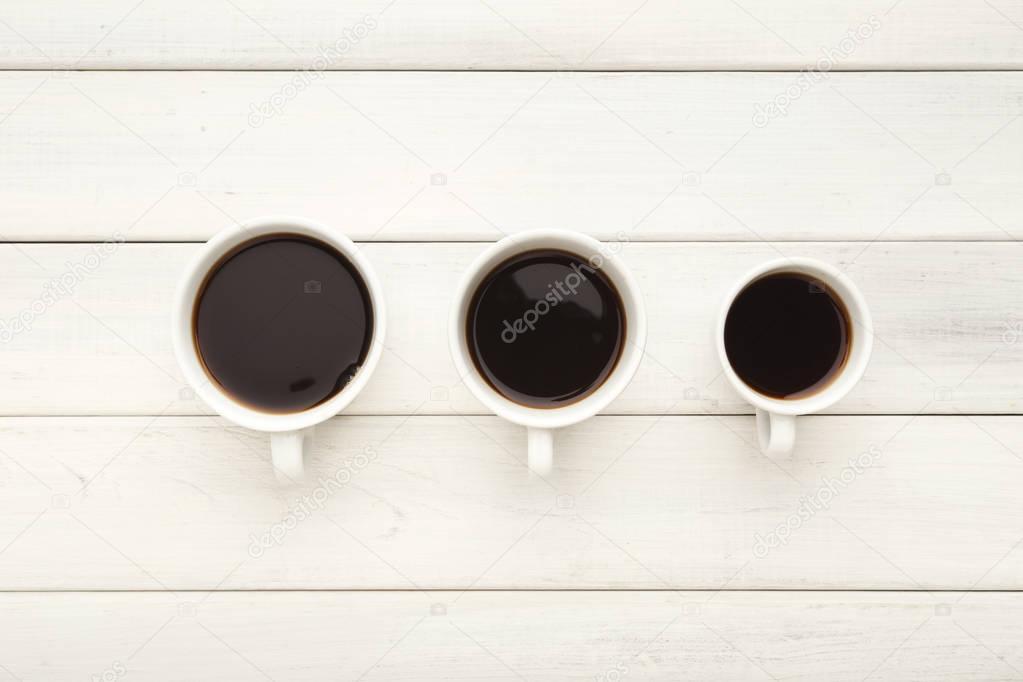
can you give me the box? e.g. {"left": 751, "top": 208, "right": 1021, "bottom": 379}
{"left": 0, "top": 242, "right": 1019, "bottom": 416}
{"left": 1, "top": 591, "right": 1020, "bottom": 681}
{"left": 2, "top": 0, "right": 1023, "bottom": 69}
{"left": 1, "top": 415, "right": 1021, "bottom": 590}
{"left": 3, "top": 3, "right": 1021, "bottom": 676}
{"left": 0, "top": 72, "right": 1021, "bottom": 241}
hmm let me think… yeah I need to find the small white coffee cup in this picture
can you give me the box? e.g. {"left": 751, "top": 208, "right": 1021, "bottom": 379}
{"left": 449, "top": 229, "right": 646, "bottom": 476}
{"left": 171, "top": 216, "right": 386, "bottom": 483}
{"left": 715, "top": 257, "right": 872, "bottom": 456}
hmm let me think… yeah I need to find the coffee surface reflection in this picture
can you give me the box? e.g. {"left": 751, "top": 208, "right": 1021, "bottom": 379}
{"left": 724, "top": 272, "right": 850, "bottom": 399}
{"left": 466, "top": 249, "right": 625, "bottom": 408}
{"left": 194, "top": 235, "right": 374, "bottom": 413}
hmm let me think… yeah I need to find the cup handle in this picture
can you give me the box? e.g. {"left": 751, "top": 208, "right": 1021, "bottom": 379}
{"left": 527, "top": 427, "right": 553, "bottom": 476}
{"left": 755, "top": 409, "right": 795, "bottom": 456}
{"left": 270, "top": 427, "right": 313, "bottom": 484}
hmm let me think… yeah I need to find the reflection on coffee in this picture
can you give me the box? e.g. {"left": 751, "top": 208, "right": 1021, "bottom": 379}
{"left": 724, "top": 272, "right": 850, "bottom": 399}
{"left": 466, "top": 249, "right": 624, "bottom": 408}
{"left": 194, "top": 234, "right": 373, "bottom": 413}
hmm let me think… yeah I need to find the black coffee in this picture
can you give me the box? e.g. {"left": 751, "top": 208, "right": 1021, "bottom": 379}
{"left": 724, "top": 272, "right": 850, "bottom": 399}
{"left": 466, "top": 249, "right": 625, "bottom": 408}
{"left": 194, "top": 235, "right": 373, "bottom": 413}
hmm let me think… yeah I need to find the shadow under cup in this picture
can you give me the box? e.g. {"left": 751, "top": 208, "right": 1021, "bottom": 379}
{"left": 192, "top": 233, "right": 375, "bottom": 414}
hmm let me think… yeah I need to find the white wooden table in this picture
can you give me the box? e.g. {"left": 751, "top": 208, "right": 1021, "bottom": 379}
{"left": 1, "top": 2, "right": 1022, "bottom": 679}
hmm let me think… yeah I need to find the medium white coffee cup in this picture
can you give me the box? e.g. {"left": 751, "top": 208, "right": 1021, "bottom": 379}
{"left": 449, "top": 229, "right": 646, "bottom": 476}
{"left": 715, "top": 257, "right": 872, "bottom": 456}
{"left": 171, "top": 216, "right": 386, "bottom": 483}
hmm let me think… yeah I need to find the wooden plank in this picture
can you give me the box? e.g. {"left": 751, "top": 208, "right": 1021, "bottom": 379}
{"left": 0, "top": 71, "right": 1021, "bottom": 241}
{"left": 2, "top": 0, "right": 1023, "bottom": 69}
{"left": 1, "top": 415, "right": 1021, "bottom": 590}
{"left": 0, "top": 242, "right": 1019, "bottom": 416}
{"left": 0, "top": 591, "right": 1021, "bottom": 681}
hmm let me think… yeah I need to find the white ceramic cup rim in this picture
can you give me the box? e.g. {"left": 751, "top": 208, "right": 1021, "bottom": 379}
{"left": 171, "top": 215, "right": 386, "bottom": 433}
{"left": 449, "top": 229, "right": 647, "bottom": 430}
{"left": 715, "top": 257, "right": 873, "bottom": 417}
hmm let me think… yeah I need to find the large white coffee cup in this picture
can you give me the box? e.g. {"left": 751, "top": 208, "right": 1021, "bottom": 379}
{"left": 449, "top": 229, "right": 646, "bottom": 476}
{"left": 172, "top": 216, "right": 386, "bottom": 483}
{"left": 716, "top": 257, "right": 872, "bottom": 456}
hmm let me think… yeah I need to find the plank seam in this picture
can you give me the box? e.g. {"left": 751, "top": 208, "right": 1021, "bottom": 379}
{"left": 2, "top": 414, "right": 1021, "bottom": 418}
{"left": 1, "top": 588, "right": 1021, "bottom": 593}
{"left": 3, "top": 68, "right": 1023, "bottom": 73}
{"left": 2, "top": 240, "right": 1021, "bottom": 246}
